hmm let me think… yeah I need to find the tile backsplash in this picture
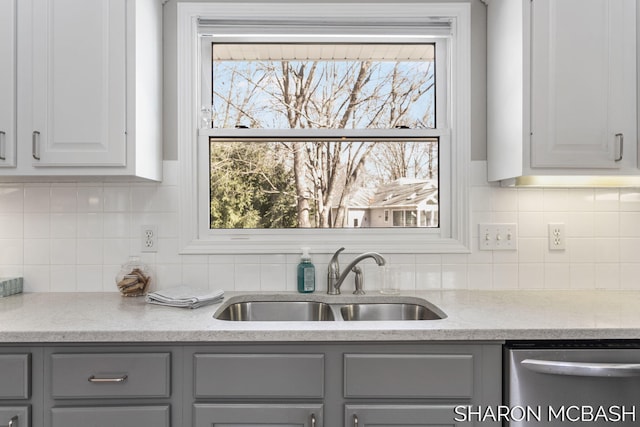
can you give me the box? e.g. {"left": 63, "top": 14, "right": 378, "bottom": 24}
{"left": 1, "top": 160, "right": 640, "bottom": 293}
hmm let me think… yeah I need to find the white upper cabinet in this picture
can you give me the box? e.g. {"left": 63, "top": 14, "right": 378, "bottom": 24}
{"left": 0, "top": 0, "right": 16, "bottom": 168}
{"left": 4, "top": 0, "right": 162, "bottom": 181}
{"left": 28, "top": 0, "right": 127, "bottom": 167}
{"left": 487, "top": 0, "right": 638, "bottom": 183}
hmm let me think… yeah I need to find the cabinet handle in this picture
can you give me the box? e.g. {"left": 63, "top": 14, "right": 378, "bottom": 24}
{"left": 32, "top": 131, "right": 40, "bottom": 160}
{"left": 310, "top": 413, "right": 316, "bottom": 427}
{"left": 353, "top": 414, "right": 359, "bottom": 427}
{"left": 3, "top": 415, "right": 18, "bottom": 427}
{"left": 0, "top": 131, "right": 6, "bottom": 160}
{"left": 88, "top": 374, "right": 128, "bottom": 383}
{"left": 615, "top": 133, "right": 624, "bottom": 162}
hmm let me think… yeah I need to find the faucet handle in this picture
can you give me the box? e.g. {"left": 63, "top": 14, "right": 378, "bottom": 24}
{"left": 328, "top": 247, "right": 345, "bottom": 275}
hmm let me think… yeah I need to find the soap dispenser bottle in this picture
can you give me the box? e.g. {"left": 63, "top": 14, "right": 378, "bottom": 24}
{"left": 297, "top": 247, "right": 315, "bottom": 293}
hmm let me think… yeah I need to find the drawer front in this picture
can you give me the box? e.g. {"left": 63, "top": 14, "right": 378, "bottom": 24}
{"left": 345, "top": 404, "right": 461, "bottom": 426}
{"left": 0, "top": 354, "right": 30, "bottom": 399}
{"left": 194, "top": 354, "right": 324, "bottom": 398}
{"left": 344, "top": 354, "right": 473, "bottom": 398}
{"left": 51, "top": 406, "right": 170, "bottom": 427}
{"left": 51, "top": 353, "right": 170, "bottom": 399}
{"left": 0, "top": 406, "right": 30, "bottom": 427}
{"left": 194, "top": 403, "right": 323, "bottom": 427}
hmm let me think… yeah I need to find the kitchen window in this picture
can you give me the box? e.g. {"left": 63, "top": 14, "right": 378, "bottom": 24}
{"left": 177, "top": 2, "right": 471, "bottom": 254}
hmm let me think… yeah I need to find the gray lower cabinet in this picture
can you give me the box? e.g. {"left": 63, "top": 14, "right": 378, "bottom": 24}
{"left": 186, "top": 343, "right": 502, "bottom": 427}
{"left": 0, "top": 342, "right": 502, "bottom": 427}
{"left": 194, "top": 403, "right": 323, "bottom": 427}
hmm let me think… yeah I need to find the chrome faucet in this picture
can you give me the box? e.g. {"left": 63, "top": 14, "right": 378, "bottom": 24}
{"left": 327, "top": 247, "right": 386, "bottom": 295}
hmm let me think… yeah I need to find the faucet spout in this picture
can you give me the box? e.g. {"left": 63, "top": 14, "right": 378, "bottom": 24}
{"left": 327, "top": 248, "right": 386, "bottom": 295}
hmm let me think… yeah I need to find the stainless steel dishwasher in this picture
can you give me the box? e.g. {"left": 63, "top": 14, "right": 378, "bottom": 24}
{"left": 505, "top": 341, "right": 640, "bottom": 426}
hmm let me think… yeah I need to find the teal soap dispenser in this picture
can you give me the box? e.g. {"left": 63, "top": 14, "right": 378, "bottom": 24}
{"left": 297, "top": 247, "right": 316, "bottom": 293}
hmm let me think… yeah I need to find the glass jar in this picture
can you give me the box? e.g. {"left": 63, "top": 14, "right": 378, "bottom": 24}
{"left": 115, "top": 256, "right": 152, "bottom": 297}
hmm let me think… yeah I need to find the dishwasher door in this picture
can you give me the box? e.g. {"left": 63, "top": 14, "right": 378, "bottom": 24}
{"left": 506, "top": 344, "right": 640, "bottom": 426}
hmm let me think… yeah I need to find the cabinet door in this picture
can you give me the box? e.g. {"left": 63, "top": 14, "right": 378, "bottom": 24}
{"left": 345, "top": 405, "right": 465, "bottom": 427}
{"left": 27, "top": 0, "right": 127, "bottom": 167}
{"left": 51, "top": 406, "right": 169, "bottom": 427}
{"left": 0, "top": 407, "right": 29, "bottom": 427}
{"left": 194, "top": 403, "right": 322, "bottom": 427}
{"left": 0, "top": 0, "right": 16, "bottom": 167}
{"left": 530, "top": 0, "right": 637, "bottom": 169}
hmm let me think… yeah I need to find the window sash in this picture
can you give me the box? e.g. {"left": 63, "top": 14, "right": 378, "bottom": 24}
{"left": 177, "top": 2, "right": 471, "bottom": 254}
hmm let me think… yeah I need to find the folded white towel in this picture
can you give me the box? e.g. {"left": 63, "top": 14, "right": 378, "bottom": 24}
{"left": 145, "top": 286, "right": 224, "bottom": 309}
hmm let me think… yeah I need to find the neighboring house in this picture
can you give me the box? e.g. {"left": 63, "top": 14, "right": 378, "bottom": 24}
{"left": 332, "top": 178, "right": 439, "bottom": 228}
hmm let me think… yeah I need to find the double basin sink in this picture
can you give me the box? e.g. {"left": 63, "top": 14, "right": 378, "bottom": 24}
{"left": 214, "top": 295, "right": 446, "bottom": 322}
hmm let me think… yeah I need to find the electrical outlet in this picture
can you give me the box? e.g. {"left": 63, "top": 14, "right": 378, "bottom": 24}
{"left": 478, "top": 223, "right": 518, "bottom": 251}
{"left": 548, "top": 223, "right": 566, "bottom": 251}
{"left": 141, "top": 225, "right": 158, "bottom": 253}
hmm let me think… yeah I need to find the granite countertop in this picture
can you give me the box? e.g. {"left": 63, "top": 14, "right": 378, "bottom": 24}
{"left": 1, "top": 290, "right": 640, "bottom": 343}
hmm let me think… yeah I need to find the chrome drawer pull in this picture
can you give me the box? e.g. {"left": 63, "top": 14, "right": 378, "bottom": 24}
{"left": 4, "top": 415, "right": 18, "bottom": 427}
{"left": 88, "top": 374, "right": 128, "bottom": 383}
{"left": 615, "top": 133, "right": 624, "bottom": 162}
{"left": 353, "top": 414, "right": 359, "bottom": 427}
{"left": 32, "top": 131, "right": 40, "bottom": 160}
{"left": 310, "top": 413, "right": 316, "bottom": 427}
{"left": 522, "top": 359, "right": 640, "bottom": 377}
{"left": 0, "top": 131, "right": 6, "bottom": 160}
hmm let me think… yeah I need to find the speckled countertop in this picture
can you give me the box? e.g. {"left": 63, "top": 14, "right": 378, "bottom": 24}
{"left": 1, "top": 290, "right": 640, "bottom": 343}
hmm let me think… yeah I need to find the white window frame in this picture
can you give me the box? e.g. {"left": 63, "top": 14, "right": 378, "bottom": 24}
{"left": 177, "top": 2, "right": 471, "bottom": 254}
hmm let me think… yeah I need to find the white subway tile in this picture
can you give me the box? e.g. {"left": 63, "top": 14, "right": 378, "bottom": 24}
{"left": 0, "top": 214, "right": 23, "bottom": 239}
{"left": 0, "top": 239, "right": 23, "bottom": 265}
{"left": 182, "top": 263, "right": 209, "bottom": 288}
{"left": 76, "top": 265, "right": 104, "bottom": 292}
{"left": 518, "top": 263, "right": 544, "bottom": 289}
{"left": 23, "top": 186, "right": 50, "bottom": 213}
{"left": 543, "top": 189, "right": 569, "bottom": 212}
{"left": 518, "top": 238, "right": 545, "bottom": 263}
{"left": 492, "top": 263, "right": 518, "bottom": 289}
{"left": 518, "top": 188, "right": 544, "bottom": 212}
{"left": 235, "top": 264, "right": 261, "bottom": 291}
{"left": 50, "top": 187, "right": 77, "bottom": 213}
{"left": 594, "top": 238, "right": 619, "bottom": 263}
{"left": 467, "top": 264, "right": 492, "bottom": 289}
{"left": 24, "top": 213, "right": 50, "bottom": 239}
{"left": 209, "top": 262, "right": 235, "bottom": 291}
{"left": 566, "top": 189, "right": 594, "bottom": 211}
{"left": 491, "top": 188, "right": 518, "bottom": 212}
{"left": 442, "top": 264, "right": 467, "bottom": 289}
{"left": 544, "top": 264, "right": 570, "bottom": 289}
{"left": 0, "top": 186, "right": 24, "bottom": 213}
{"left": 23, "top": 265, "right": 50, "bottom": 292}
{"left": 260, "top": 263, "right": 287, "bottom": 291}
{"left": 50, "top": 265, "right": 77, "bottom": 292}
{"left": 570, "top": 263, "right": 595, "bottom": 289}
{"left": 77, "top": 186, "right": 103, "bottom": 213}
{"left": 620, "top": 212, "right": 640, "bottom": 237}
{"left": 595, "top": 263, "right": 620, "bottom": 289}
{"left": 103, "top": 186, "right": 131, "bottom": 212}
{"left": 50, "top": 214, "right": 77, "bottom": 239}
{"left": 593, "top": 212, "right": 619, "bottom": 237}
{"left": 594, "top": 189, "right": 619, "bottom": 212}
{"left": 620, "top": 263, "right": 640, "bottom": 289}
{"left": 50, "top": 239, "right": 76, "bottom": 265}
{"left": 76, "top": 239, "right": 104, "bottom": 265}
{"left": 23, "top": 239, "right": 50, "bottom": 265}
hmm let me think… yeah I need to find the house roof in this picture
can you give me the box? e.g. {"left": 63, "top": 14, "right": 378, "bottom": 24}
{"left": 345, "top": 178, "right": 438, "bottom": 209}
